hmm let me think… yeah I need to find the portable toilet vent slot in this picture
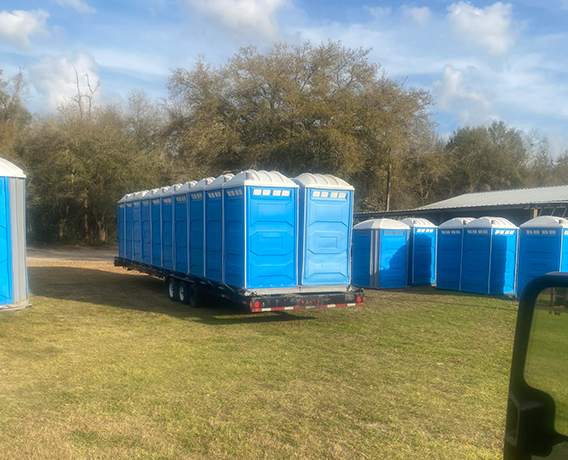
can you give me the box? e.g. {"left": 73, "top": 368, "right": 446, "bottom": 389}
{"left": 401, "top": 218, "right": 437, "bottom": 286}
{"left": 461, "top": 217, "right": 518, "bottom": 295}
{"left": 173, "top": 181, "right": 196, "bottom": 274}
{"left": 293, "top": 173, "right": 354, "bottom": 286}
{"left": 351, "top": 218, "right": 409, "bottom": 289}
{"left": 204, "top": 174, "right": 234, "bottom": 283}
{"left": 0, "top": 158, "right": 30, "bottom": 312}
{"left": 436, "top": 217, "right": 474, "bottom": 291}
{"left": 517, "top": 216, "right": 568, "bottom": 297}
{"left": 223, "top": 170, "right": 299, "bottom": 290}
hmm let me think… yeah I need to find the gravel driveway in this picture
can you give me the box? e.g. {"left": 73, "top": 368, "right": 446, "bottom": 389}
{"left": 27, "top": 247, "right": 118, "bottom": 262}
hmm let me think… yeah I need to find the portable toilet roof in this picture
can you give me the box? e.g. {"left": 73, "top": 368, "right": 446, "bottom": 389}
{"left": 0, "top": 158, "right": 25, "bottom": 178}
{"left": 354, "top": 218, "right": 410, "bottom": 230}
{"left": 174, "top": 181, "right": 197, "bottom": 194}
{"left": 438, "top": 217, "right": 475, "bottom": 229}
{"left": 206, "top": 173, "right": 234, "bottom": 190}
{"left": 401, "top": 217, "right": 436, "bottom": 228}
{"left": 192, "top": 177, "right": 215, "bottom": 191}
{"left": 227, "top": 170, "right": 298, "bottom": 188}
{"left": 465, "top": 216, "right": 517, "bottom": 228}
{"left": 520, "top": 216, "right": 568, "bottom": 228}
{"left": 293, "top": 173, "right": 354, "bottom": 190}
{"left": 163, "top": 184, "right": 182, "bottom": 196}
{"left": 118, "top": 193, "right": 130, "bottom": 204}
{"left": 152, "top": 186, "right": 170, "bottom": 198}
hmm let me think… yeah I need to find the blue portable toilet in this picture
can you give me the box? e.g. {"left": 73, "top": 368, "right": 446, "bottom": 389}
{"left": 436, "top": 217, "right": 474, "bottom": 291}
{"left": 140, "top": 190, "right": 152, "bottom": 265}
{"left": 0, "top": 158, "right": 29, "bottom": 312}
{"left": 189, "top": 177, "right": 214, "bottom": 277}
{"left": 161, "top": 184, "right": 181, "bottom": 270}
{"left": 124, "top": 193, "right": 135, "bottom": 260}
{"left": 517, "top": 216, "right": 568, "bottom": 297}
{"left": 401, "top": 218, "right": 437, "bottom": 286}
{"left": 117, "top": 194, "right": 128, "bottom": 259}
{"left": 173, "top": 181, "right": 196, "bottom": 274}
{"left": 223, "top": 170, "right": 299, "bottom": 289}
{"left": 150, "top": 188, "right": 164, "bottom": 268}
{"left": 293, "top": 173, "right": 353, "bottom": 286}
{"left": 461, "top": 217, "right": 518, "bottom": 295}
{"left": 205, "top": 174, "right": 234, "bottom": 282}
{"left": 351, "top": 218, "right": 409, "bottom": 289}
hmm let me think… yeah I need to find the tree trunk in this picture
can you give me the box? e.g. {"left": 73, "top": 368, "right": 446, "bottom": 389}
{"left": 385, "top": 163, "right": 391, "bottom": 212}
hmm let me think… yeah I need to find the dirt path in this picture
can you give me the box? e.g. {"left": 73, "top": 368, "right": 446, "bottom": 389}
{"left": 27, "top": 246, "right": 117, "bottom": 262}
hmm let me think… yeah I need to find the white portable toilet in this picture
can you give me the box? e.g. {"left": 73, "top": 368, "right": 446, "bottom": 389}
{"left": 0, "top": 158, "right": 29, "bottom": 312}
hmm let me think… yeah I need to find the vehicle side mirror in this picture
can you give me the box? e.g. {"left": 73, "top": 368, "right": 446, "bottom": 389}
{"left": 505, "top": 273, "right": 568, "bottom": 459}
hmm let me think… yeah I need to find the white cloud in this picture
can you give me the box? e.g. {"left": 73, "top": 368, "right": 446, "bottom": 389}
{"left": 28, "top": 53, "right": 101, "bottom": 111}
{"left": 401, "top": 6, "right": 432, "bottom": 26}
{"left": 446, "top": 2, "right": 517, "bottom": 55}
{"left": 432, "top": 65, "right": 493, "bottom": 126}
{"left": 184, "top": 0, "right": 287, "bottom": 39}
{"left": 0, "top": 9, "right": 49, "bottom": 49}
{"left": 52, "top": 0, "right": 96, "bottom": 15}
{"left": 365, "top": 6, "right": 391, "bottom": 20}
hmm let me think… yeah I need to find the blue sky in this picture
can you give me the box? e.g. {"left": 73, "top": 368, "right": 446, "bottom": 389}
{"left": 1, "top": 0, "right": 568, "bottom": 155}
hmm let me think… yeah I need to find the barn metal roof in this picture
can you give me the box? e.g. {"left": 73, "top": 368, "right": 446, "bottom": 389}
{"left": 418, "top": 185, "right": 568, "bottom": 211}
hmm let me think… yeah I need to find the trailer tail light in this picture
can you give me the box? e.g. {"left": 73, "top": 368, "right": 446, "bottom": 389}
{"left": 254, "top": 301, "right": 260, "bottom": 308}
{"left": 356, "top": 296, "right": 362, "bottom": 303}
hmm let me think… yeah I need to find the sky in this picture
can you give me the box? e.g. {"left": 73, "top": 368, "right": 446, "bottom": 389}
{"left": 1, "top": 0, "right": 568, "bottom": 155}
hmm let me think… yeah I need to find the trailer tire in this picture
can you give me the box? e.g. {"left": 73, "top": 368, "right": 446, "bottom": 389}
{"left": 178, "top": 281, "right": 191, "bottom": 305}
{"left": 166, "top": 277, "right": 179, "bottom": 302}
{"left": 188, "top": 284, "right": 203, "bottom": 309}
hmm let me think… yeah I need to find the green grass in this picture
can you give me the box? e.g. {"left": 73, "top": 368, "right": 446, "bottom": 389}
{"left": 0, "top": 260, "right": 519, "bottom": 459}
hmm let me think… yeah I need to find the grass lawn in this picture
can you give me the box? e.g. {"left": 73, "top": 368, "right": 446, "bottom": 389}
{"left": 0, "top": 259, "right": 519, "bottom": 459}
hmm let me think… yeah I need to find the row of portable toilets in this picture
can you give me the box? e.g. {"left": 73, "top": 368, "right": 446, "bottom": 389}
{"left": 353, "top": 215, "right": 568, "bottom": 297}
{"left": 118, "top": 171, "right": 354, "bottom": 290}
{"left": 118, "top": 168, "right": 568, "bottom": 297}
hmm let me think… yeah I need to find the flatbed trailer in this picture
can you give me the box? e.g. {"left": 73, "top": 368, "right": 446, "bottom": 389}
{"left": 115, "top": 257, "right": 364, "bottom": 313}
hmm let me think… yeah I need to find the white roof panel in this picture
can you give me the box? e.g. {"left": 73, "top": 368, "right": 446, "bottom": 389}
{"left": 0, "top": 157, "right": 25, "bottom": 178}
{"left": 354, "top": 218, "right": 410, "bottom": 230}
{"left": 401, "top": 217, "right": 436, "bottom": 228}
{"left": 520, "top": 216, "right": 568, "bottom": 229}
{"left": 206, "top": 173, "right": 235, "bottom": 190}
{"left": 227, "top": 170, "right": 298, "bottom": 188}
{"left": 163, "top": 184, "right": 182, "bottom": 196}
{"left": 465, "top": 216, "right": 518, "bottom": 229}
{"left": 293, "top": 173, "right": 354, "bottom": 190}
{"left": 438, "top": 217, "right": 475, "bottom": 229}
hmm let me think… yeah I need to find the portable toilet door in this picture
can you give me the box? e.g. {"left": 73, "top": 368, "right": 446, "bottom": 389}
{"left": 189, "top": 178, "right": 214, "bottom": 277}
{"left": 124, "top": 193, "right": 135, "bottom": 260}
{"left": 150, "top": 188, "right": 165, "bottom": 268}
{"left": 223, "top": 170, "right": 299, "bottom": 289}
{"left": 140, "top": 191, "right": 152, "bottom": 265}
{"left": 205, "top": 174, "right": 234, "bottom": 282}
{"left": 293, "top": 173, "right": 354, "bottom": 286}
{"left": 517, "top": 216, "right": 568, "bottom": 297}
{"left": 132, "top": 191, "right": 148, "bottom": 263}
{"left": 436, "top": 218, "right": 474, "bottom": 291}
{"left": 173, "top": 181, "right": 196, "bottom": 274}
{"left": 352, "top": 218, "right": 409, "bottom": 289}
{"left": 117, "top": 194, "right": 128, "bottom": 259}
{"left": 401, "top": 218, "right": 437, "bottom": 285}
{"left": 461, "top": 217, "right": 518, "bottom": 295}
{"left": 161, "top": 184, "right": 181, "bottom": 271}
{"left": 0, "top": 158, "right": 29, "bottom": 311}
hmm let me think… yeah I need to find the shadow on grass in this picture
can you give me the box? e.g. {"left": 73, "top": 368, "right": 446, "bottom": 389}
{"left": 28, "top": 266, "right": 315, "bottom": 324}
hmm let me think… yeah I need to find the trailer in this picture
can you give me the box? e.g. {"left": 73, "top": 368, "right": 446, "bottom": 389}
{"left": 114, "top": 257, "right": 364, "bottom": 313}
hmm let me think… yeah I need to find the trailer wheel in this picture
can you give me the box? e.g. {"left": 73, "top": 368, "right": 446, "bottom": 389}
{"left": 178, "top": 281, "right": 191, "bottom": 305}
{"left": 188, "top": 284, "right": 203, "bottom": 309}
{"left": 166, "top": 277, "right": 179, "bottom": 302}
